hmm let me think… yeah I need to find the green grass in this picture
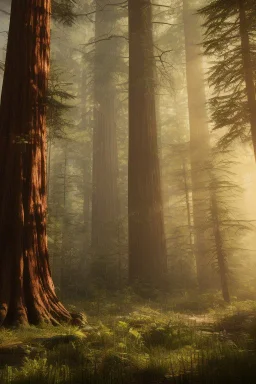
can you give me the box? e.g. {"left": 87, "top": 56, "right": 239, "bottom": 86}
{"left": 0, "top": 292, "right": 256, "bottom": 383}
{"left": 0, "top": 324, "right": 85, "bottom": 346}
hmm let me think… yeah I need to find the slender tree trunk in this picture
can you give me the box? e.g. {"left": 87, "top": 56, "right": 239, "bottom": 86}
{"left": 210, "top": 190, "right": 230, "bottom": 303}
{"left": 128, "top": 0, "right": 167, "bottom": 286}
{"left": 60, "top": 144, "right": 68, "bottom": 296}
{"left": 183, "top": 0, "right": 214, "bottom": 290}
{"left": 81, "top": 66, "right": 92, "bottom": 254}
{"left": 91, "top": 0, "right": 119, "bottom": 285}
{"left": 0, "top": 0, "right": 71, "bottom": 326}
{"left": 47, "top": 139, "right": 52, "bottom": 196}
{"left": 182, "top": 160, "right": 195, "bottom": 267}
{"left": 48, "top": 143, "right": 63, "bottom": 297}
{"left": 238, "top": 0, "right": 256, "bottom": 160}
{"left": 83, "top": 161, "right": 91, "bottom": 236}
{"left": 83, "top": 149, "right": 91, "bottom": 251}
{"left": 81, "top": 68, "right": 91, "bottom": 246}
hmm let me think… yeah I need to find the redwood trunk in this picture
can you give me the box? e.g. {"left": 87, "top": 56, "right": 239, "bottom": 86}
{"left": 128, "top": 0, "right": 167, "bottom": 286}
{"left": 183, "top": 0, "right": 214, "bottom": 290}
{"left": 0, "top": 0, "right": 71, "bottom": 326}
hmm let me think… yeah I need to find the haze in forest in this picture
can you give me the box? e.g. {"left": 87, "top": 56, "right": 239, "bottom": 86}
{"left": 0, "top": 0, "right": 256, "bottom": 304}
{"left": 1, "top": 0, "right": 256, "bottom": 382}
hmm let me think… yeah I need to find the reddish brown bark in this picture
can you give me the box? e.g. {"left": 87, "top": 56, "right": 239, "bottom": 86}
{"left": 0, "top": 0, "right": 71, "bottom": 326}
{"left": 128, "top": 0, "right": 167, "bottom": 286}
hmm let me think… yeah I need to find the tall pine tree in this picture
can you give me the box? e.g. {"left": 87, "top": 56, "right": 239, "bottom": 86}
{"left": 199, "top": 0, "right": 256, "bottom": 155}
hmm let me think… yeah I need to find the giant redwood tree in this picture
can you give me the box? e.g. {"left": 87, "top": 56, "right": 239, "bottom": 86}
{"left": 0, "top": 0, "right": 72, "bottom": 326}
{"left": 128, "top": 0, "right": 167, "bottom": 286}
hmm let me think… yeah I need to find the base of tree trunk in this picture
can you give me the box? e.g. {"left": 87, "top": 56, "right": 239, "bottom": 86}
{"left": 0, "top": 304, "right": 69, "bottom": 328}
{"left": 0, "top": 306, "right": 87, "bottom": 328}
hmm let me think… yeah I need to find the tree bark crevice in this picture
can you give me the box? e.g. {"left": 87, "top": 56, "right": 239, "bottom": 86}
{"left": 0, "top": 0, "right": 72, "bottom": 327}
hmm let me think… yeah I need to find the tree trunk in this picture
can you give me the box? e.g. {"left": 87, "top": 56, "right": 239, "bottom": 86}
{"left": 75, "top": 66, "right": 92, "bottom": 284}
{"left": 238, "top": 0, "right": 256, "bottom": 160}
{"left": 48, "top": 143, "right": 63, "bottom": 297}
{"left": 60, "top": 144, "right": 69, "bottom": 297}
{"left": 183, "top": 0, "right": 214, "bottom": 290}
{"left": 0, "top": 0, "right": 71, "bottom": 326}
{"left": 91, "top": 0, "right": 119, "bottom": 286}
{"left": 128, "top": 0, "right": 167, "bottom": 286}
{"left": 182, "top": 159, "right": 196, "bottom": 274}
{"left": 81, "top": 68, "right": 91, "bottom": 247}
{"left": 210, "top": 190, "right": 230, "bottom": 303}
{"left": 47, "top": 138, "right": 52, "bottom": 196}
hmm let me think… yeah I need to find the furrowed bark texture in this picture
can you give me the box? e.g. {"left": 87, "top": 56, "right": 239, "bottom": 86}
{"left": 128, "top": 0, "right": 167, "bottom": 286}
{"left": 0, "top": 0, "right": 71, "bottom": 326}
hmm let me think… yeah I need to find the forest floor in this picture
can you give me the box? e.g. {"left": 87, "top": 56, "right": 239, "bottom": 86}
{"left": 0, "top": 290, "right": 256, "bottom": 383}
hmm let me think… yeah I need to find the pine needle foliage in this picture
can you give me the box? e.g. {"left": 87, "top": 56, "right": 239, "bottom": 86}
{"left": 47, "top": 66, "right": 76, "bottom": 140}
{"left": 198, "top": 0, "right": 256, "bottom": 148}
{"left": 52, "top": 0, "right": 77, "bottom": 26}
{"left": 204, "top": 149, "right": 253, "bottom": 301}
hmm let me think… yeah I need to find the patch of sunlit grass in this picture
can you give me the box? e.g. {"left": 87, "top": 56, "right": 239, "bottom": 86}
{"left": 1, "top": 294, "right": 256, "bottom": 383}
